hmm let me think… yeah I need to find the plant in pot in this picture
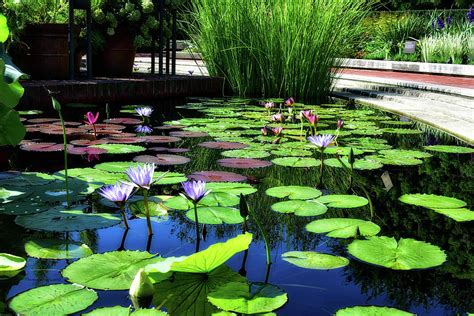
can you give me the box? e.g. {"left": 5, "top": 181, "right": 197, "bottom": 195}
{"left": 90, "top": 0, "right": 160, "bottom": 77}
{"left": 1, "top": 0, "right": 81, "bottom": 79}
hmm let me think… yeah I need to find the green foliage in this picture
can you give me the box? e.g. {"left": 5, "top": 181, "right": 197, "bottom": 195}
{"left": 281, "top": 251, "right": 349, "bottom": 270}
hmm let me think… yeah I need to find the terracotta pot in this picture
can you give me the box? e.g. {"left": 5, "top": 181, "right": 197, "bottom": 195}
{"left": 93, "top": 28, "right": 136, "bottom": 77}
{"left": 13, "top": 24, "right": 80, "bottom": 80}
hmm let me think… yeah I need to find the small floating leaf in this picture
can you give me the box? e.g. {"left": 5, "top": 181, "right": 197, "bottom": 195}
{"left": 347, "top": 236, "right": 446, "bottom": 270}
{"left": 0, "top": 253, "right": 26, "bottom": 272}
{"left": 282, "top": 251, "right": 349, "bottom": 270}
{"left": 306, "top": 218, "right": 381, "bottom": 238}
{"left": 186, "top": 207, "right": 244, "bottom": 225}
{"left": 91, "top": 144, "right": 146, "bottom": 154}
{"left": 271, "top": 200, "right": 327, "bottom": 216}
{"left": 317, "top": 195, "right": 368, "bottom": 208}
{"left": 335, "top": 305, "right": 414, "bottom": 315}
{"left": 24, "top": 239, "right": 93, "bottom": 259}
{"left": 399, "top": 194, "right": 466, "bottom": 209}
{"left": 429, "top": 208, "right": 474, "bottom": 222}
{"left": 265, "top": 186, "right": 322, "bottom": 200}
{"left": 205, "top": 182, "right": 257, "bottom": 195}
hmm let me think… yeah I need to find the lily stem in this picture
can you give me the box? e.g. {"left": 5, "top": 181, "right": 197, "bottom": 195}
{"left": 58, "top": 110, "right": 70, "bottom": 208}
{"left": 143, "top": 190, "right": 153, "bottom": 236}
{"left": 318, "top": 149, "right": 324, "bottom": 188}
{"left": 119, "top": 204, "right": 129, "bottom": 230}
{"left": 194, "top": 202, "right": 200, "bottom": 242}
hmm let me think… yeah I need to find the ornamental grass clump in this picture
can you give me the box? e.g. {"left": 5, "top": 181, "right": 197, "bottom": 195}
{"left": 187, "top": 0, "right": 372, "bottom": 102}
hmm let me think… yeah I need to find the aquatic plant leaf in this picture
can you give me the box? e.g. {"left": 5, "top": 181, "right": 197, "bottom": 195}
{"left": 164, "top": 192, "right": 240, "bottom": 210}
{"left": 129, "top": 199, "right": 168, "bottom": 218}
{"left": 9, "top": 284, "right": 98, "bottom": 316}
{"left": 146, "top": 233, "right": 252, "bottom": 274}
{"left": 134, "top": 154, "right": 191, "bottom": 166}
{"left": 24, "top": 239, "right": 93, "bottom": 259}
{"left": 0, "top": 187, "right": 29, "bottom": 203}
{"left": 347, "top": 236, "right": 446, "bottom": 270}
{"left": 205, "top": 182, "right": 257, "bottom": 195}
{"left": 188, "top": 171, "right": 247, "bottom": 182}
{"left": 15, "top": 205, "right": 121, "bottom": 232}
{"left": 84, "top": 306, "right": 168, "bottom": 315}
{"left": 0, "top": 172, "right": 56, "bottom": 186}
{"left": 265, "top": 186, "right": 322, "bottom": 200}
{"left": 383, "top": 128, "right": 422, "bottom": 135}
{"left": 272, "top": 157, "right": 320, "bottom": 168}
{"left": 323, "top": 147, "right": 364, "bottom": 156}
{"left": 63, "top": 251, "right": 170, "bottom": 290}
{"left": 91, "top": 144, "right": 146, "bottom": 154}
{"left": 335, "top": 305, "right": 414, "bottom": 315}
{"left": 399, "top": 194, "right": 466, "bottom": 209}
{"left": 271, "top": 148, "right": 312, "bottom": 157}
{"left": 186, "top": 207, "right": 243, "bottom": 224}
{"left": 271, "top": 200, "right": 327, "bottom": 216}
{"left": 199, "top": 141, "right": 248, "bottom": 150}
{"left": 281, "top": 251, "right": 349, "bottom": 269}
{"left": 207, "top": 282, "right": 288, "bottom": 314}
{"left": 367, "top": 155, "right": 422, "bottom": 166}
{"left": 317, "top": 195, "right": 368, "bottom": 208}
{"left": 221, "top": 149, "right": 270, "bottom": 159}
{"left": 153, "top": 172, "right": 187, "bottom": 185}
{"left": 0, "top": 253, "right": 25, "bottom": 271}
{"left": 424, "top": 145, "right": 474, "bottom": 154}
{"left": 94, "top": 161, "right": 137, "bottom": 173}
{"left": 306, "top": 218, "right": 381, "bottom": 238}
{"left": 152, "top": 266, "right": 245, "bottom": 316}
{"left": 429, "top": 208, "right": 474, "bottom": 222}
{"left": 218, "top": 158, "right": 272, "bottom": 169}
{"left": 324, "top": 157, "right": 383, "bottom": 170}
{"left": 378, "top": 149, "right": 432, "bottom": 159}
{"left": 0, "top": 200, "right": 50, "bottom": 215}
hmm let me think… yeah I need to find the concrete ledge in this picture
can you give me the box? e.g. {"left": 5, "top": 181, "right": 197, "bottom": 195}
{"left": 337, "top": 58, "right": 474, "bottom": 77}
{"left": 19, "top": 75, "right": 224, "bottom": 108}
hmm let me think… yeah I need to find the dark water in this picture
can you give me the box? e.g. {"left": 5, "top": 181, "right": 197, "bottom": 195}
{"left": 0, "top": 98, "right": 473, "bottom": 315}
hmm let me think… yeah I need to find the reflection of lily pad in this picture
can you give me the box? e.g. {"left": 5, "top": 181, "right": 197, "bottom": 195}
{"left": 91, "top": 144, "right": 146, "bottom": 154}
{"left": 306, "top": 218, "right": 381, "bottom": 238}
{"left": 265, "top": 186, "right": 322, "bottom": 200}
{"left": 24, "top": 239, "right": 93, "bottom": 259}
{"left": 186, "top": 207, "right": 243, "bottom": 225}
{"left": 282, "top": 251, "right": 349, "bottom": 269}
{"left": 208, "top": 282, "right": 288, "bottom": 314}
{"left": 9, "top": 284, "right": 98, "bottom": 316}
{"left": 335, "top": 306, "right": 414, "bottom": 316}
{"left": 272, "top": 157, "right": 320, "bottom": 168}
{"left": 317, "top": 195, "right": 368, "bottom": 208}
{"left": 347, "top": 236, "right": 446, "bottom": 270}
{"left": 424, "top": 145, "right": 474, "bottom": 154}
{"left": 399, "top": 194, "right": 466, "bottom": 209}
{"left": 271, "top": 200, "right": 327, "bottom": 216}
{"left": 63, "top": 251, "right": 170, "bottom": 290}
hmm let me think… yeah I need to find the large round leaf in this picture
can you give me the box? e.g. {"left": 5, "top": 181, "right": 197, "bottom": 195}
{"left": 207, "top": 282, "right": 288, "bottom": 314}
{"left": 272, "top": 157, "right": 320, "bottom": 168}
{"left": 265, "top": 186, "right": 322, "bottom": 200}
{"left": 335, "top": 305, "right": 414, "bottom": 316}
{"left": 281, "top": 251, "right": 349, "bottom": 270}
{"left": 317, "top": 195, "right": 368, "bottom": 209}
{"left": 94, "top": 161, "right": 136, "bottom": 173}
{"left": 164, "top": 192, "right": 239, "bottom": 210}
{"left": 84, "top": 306, "right": 167, "bottom": 315}
{"left": 306, "top": 218, "right": 381, "bottom": 238}
{"left": 424, "top": 145, "right": 474, "bottom": 154}
{"left": 15, "top": 205, "right": 121, "bottom": 232}
{"left": 347, "top": 236, "right": 447, "bottom": 270}
{"left": 324, "top": 158, "right": 383, "bottom": 170}
{"left": 271, "top": 200, "right": 327, "bottom": 216}
{"left": 24, "top": 239, "right": 93, "bottom": 260}
{"left": 186, "top": 207, "right": 243, "bottom": 225}
{"left": 62, "top": 251, "right": 170, "bottom": 290}
{"left": 399, "top": 194, "right": 466, "bottom": 209}
{"left": 0, "top": 253, "right": 26, "bottom": 271}
{"left": 221, "top": 150, "right": 270, "bottom": 159}
{"left": 9, "top": 284, "right": 98, "bottom": 316}
{"left": 430, "top": 208, "right": 474, "bottom": 222}
{"left": 205, "top": 182, "right": 257, "bottom": 195}
{"left": 91, "top": 144, "right": 146, "bottom": 154}
{"left": 154, "top": 172, "right": 187, "bottom": 185}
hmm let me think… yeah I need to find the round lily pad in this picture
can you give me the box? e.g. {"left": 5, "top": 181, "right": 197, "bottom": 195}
{"left": 208, "top": 282, "right": 287, "bottom": 314}
{"left": 306, "top": 218, "right": 381, "bottom": 238}
{"left": 91, "top": 144, "right": 146, "bottom": 154}
{"left": 324, "top": 158, "right": 383, "bottom": 170}
{"left": 103, "top": 118, "right": 142, "bottom": 125}
{"left": 9, "top": 284, "right": 98, "bottom": 316}
{"left": 317, "top": 195, "right": 368, "bottom": 208}
{"left": 141, "top": 135, "right": 182, "bottom": 143}
{"left": 0, "top": 253, "right": 26, "bottom": 272}
{"left": 271, "top": 149, "right": 312, "bottom": 157}
{"left": 383, "top": 128, "right": 422, "bottom": 135}
{"left": 94, "top": 161, "right": 136, "bottom": 173}
{"left": 153, "top": 172, "right": 187, "bottom": 185}
{"left": 186, "top": 207, "right": 244, "bottom": 224}
{"left": 335, "top": 306, "right": 414, "bottom": 316}
{"left": 399, "top": 194, "right": 466, "bottom": 209}
{"left": 68, "top": 146, "right": 107, "bottom": 155}
{"left": 265, "top": 186, "right": 322, "bottom": 200}
{"left": 169, "top": 131, "right": 209, "bottom": 138}
{"left": 188, "top": 171, "right": 247, "bottom": 182}
{"left": 84, "top": 306, "right": 168, "bottom": 315}
{"left": 271, "top": 200, "right": 327, "bottom": 216}
{"left": 15, "top": 205, "right": 121, "bottom": 232}
{"left": 429, "top": 208, "right": 474, "bottom": 222}
{"left": 323, "top": 147, "right": 364, "bottom": 156}
{"left": 24, "top": 239, "right": 93, "bottom": 259}
{"left": 205, "top": 182, "right": 257, "bottom": 195}
{"left": 272, "top": 157, "right": 320, "bottom": 168}
{"left": 423, "top": 145, "right": 474, "bottom": 154}
{"left": 0, "top": 200, "right": 51, "bottom": 216}
{"left": 133, "top": 154, "right": 191, "bottom": 165}
{"left": 378, "top": 149, "right": 432, "bottom": 159}
{"left": 199, "top": 141, "right": 248, "bottom": 150}
{"left": 221, "top": 150, "right": 270, "bottom": 159}
{"left": 62, "top": 251, "right": 169, "bottom": 290}
{"left": 217, "top": 158, "right": 272, "bottom": 169}
{"left": 347, "top": 236, "right": 447, "bottom": 270}
{"left": 21, "top": 143, "right": 68, "bottom": 152}
{"left": 149, "top": 147, "right": 190, "bottom": 153}
{"left": 129, "top": 199, "right": 168, "bottom": 218}
{"left": 367, "top": 155, "right": 422, "bottom": 166}
{"left": 164, "top": 192, "right": 239, "bottom": 210}
{"left": 281, "top": 251, "right": 349, "bottom": 269}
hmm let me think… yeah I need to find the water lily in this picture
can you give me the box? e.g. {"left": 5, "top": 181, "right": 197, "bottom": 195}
{"left": 468, "top": 7, "right": 474, "bottom": 23}
{"left": 129, "top": 268, "right": 154, "bottom": 308}
{"left": 272, "top": 126, "right": 283, "bottom": 136}
{"left": 308, "top": 114, "right": 319, "bottom": 127}
{"left": 135, "top": 125, "right": 153, "bottom": 134}
{"left": 135, "top": 107, "right": 154, "bottom": 118}
{"left": 261, "top": 127, "right": 269, "bottom": 136}
{"left": 98, "top": 182, "right": 135, "bottom": 229}
{"left": 84, "top": 112, "right": 99, "bottom": 139}
{"left": 301, "top": 110, "right": 313, "bottom": 121}
{"left": 284, "top": 97, "right": 295, "bottom": 107}
{"left": 181, "top": 180, "right": 211, "bottom": 245}
{"left": 337, "top": 119, "right": 344, "bottom": 129}
{"left": 271, "top": 113, "right": 284, "bottom": 122}
{"left": 308, "top": 134, "right": 335, "bottom": 149}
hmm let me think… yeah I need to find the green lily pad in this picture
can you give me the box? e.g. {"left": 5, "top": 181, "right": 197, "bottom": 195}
{"left": 15, "top": 205, "right": 121, "bottom": 232}
{"left": 429, "top": 208, "right": 474, "bottom": 222}
{"left": 317, "top": 195, "right": 368, "bottom": 208}
{"left": 9, "top": 284, "right": 98, "bottom": 316}
{"left": 347, "top": 236, "right": 447, "bottom": 270}
{"left": 378, "top": 149, "right": 432, "bottom": 159}
{"left": 207, "top": 282, "right": 288, "bottom": 314}
{"left": 0, "top": 187, "right": 29, "bottom": 203}
{"left": 84, "top": 306, "right": 168, "bottom": 315}
{"left": 129, "top": 199, "right": 168, "bottom": 218}
{"left": 94, "top": 161, "right": 137, "bottom": 173}
{"left": 62, "top": 251, "right": 170, "bottom": 290}
{"left": 205, "top": 182, "right": 257, "bottom": 195}
{"left": 146, "top": 233, "right": 252, "bottom": 274}
{"left": 0, "top": 253, "right": 26, "bottom": 272}
{"left": 399, "top": 194, "right": 466, "bottom": 209}
{"left": 323, "top": 147, "right": 364, "bottom": 156}
{"left": 367, "top": 155, "right": 422, "bottom": 166}
{"left": 186, "top": 207, "right": 244, "bottom": 225}
{"left": 272, "top": 157, "right": 320, "bottom": 168}
{"left": 424, "top": 145, "right": 474, "bottom": 154}
{"left": 335, "top": 306, "right": 414, "bottom": 316}
{"left": 271, "top": 200, "right": 327, "bottom": 216}
{"left": 281, "top": 251, "right": 349, "bottom": 269}
{"left": 0, "top": 172, "right": 56, "bottom": 186}
{"left": 306, "top": 218, "right": 381, "bottom": 238}
{"left": 324, "top": 157, "right": 383, "bottom": 170}
{"left": 265, "top": 186, "right": 322, "bottom": 200}
{"left": 154, "top": 172, "right": 187, "bottom": 185}
{"left": 91, "top": 144, "right": 146, "bottom": 154}
{"left": 270, "top": 149, "right": 313, "bottom": 157}
{"left": 164, "top": 192, "right": 240, "bottom": 210}
{"left": 221, "top": 150, "right": 270, "bottom": 159}
{"left": 24, "top": 239, "right": 93, "bottom": 259}
{"left": 0, "top": 200, "right": 50, "bottom": 215}
{"left": 383, "top": 128, "right": 422, "bottom": 135}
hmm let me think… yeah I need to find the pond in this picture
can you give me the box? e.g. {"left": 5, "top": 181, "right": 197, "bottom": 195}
{"left": 0, "top": 97, "right": 472, "bottom": 316}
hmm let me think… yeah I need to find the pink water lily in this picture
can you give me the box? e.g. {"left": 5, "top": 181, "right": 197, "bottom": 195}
{"left": 337, "top": 119, "right": 344, "bottom": 129}
{"left": 271, "top": 113, "right": 284, "bottom": 122}
{"left": 261, "top": 127, "right": 269, "bottom": 136}
{"left": 84, "top": 112, "right": 99, "bottom": 125}
{"left": 272, "top": 127, "right": 283, "bottom": 136}
{"left": 301, "top": 110, "right": 313, "bottom": 121}
{"left": 307, "top": 114, "right": 319, "bottom": 126}
{"left": 284, "top": 97, "right": 295, "bottom": 107}
{"left": 264, "top": 102, "right": 275, "bottom": 109}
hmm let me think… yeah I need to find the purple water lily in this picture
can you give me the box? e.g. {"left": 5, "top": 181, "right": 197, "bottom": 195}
{"left": 126, "top": 163, "right": 155, "bottom": 190}
{"left": 135, "top": 125, "right": 153, "bottom": 134}
{"left": 181, "top": 180, "right": 210, "bottom": 203}
{"left": 468, "top": 7, "right": 474, "bottom": 23}
{"left": 308, "top": 134, "right": 335, "bottom": 149}
{"left": 135, "top": 107, "right": 154, "bottom": 118}
{"left": 337, "top": 119, "right": 344, "bottom": 129}
{"left": 98, "top": 182, "right": 135, "bottom": 229}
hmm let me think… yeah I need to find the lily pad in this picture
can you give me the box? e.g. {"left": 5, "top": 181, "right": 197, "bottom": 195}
{"left": 84, "top": 306, "right": 168, "bottom": 315}
{"left": 272, "top": 157, "right": 320, "bottom": 168}
{"left": 347, "top": 236, "right": 446, "bottom": 270}
{"left": 383, "top": 128, "right": 422, "bottom": 135}
{"left": 141, "top": 135, "right": 182, "bottom": 143}
{"left": 24, "top": 239, "right": 93, "bottom": 259}
{"left": 271, "top": 149, "right": 312, "bottom": 157}
{"left": 281, "top": 251, "right": 349, "bottom": 269}
{"left": 63, "top": 251, "right": 170, "bottom": 290}
{"left": 378, "top": 149, "right": 432, "bottom": 159}
{"left": 8, "top": 284, "right": 98, "bottom": 316}
{"left": 423, "top": 145, "right": 474, "bottom": 154}
{"left": 153, "top": 172, "right": 187, "bottom": 185}
{"left": 324, "top": 157, "right": 383, "bottom": 170}
{"left": 399, "top": 194, "right": 466, "bottom": 209}
{"left": 306, "top": 218, "right": 381, "bottom": 238}
{"left": 199, "top": 141, "right": 248, "bottom": 150}
{"left": 265, "top": 186, "right": 322, "bottom": 200}
{"left": 205, "top": 182, "right": 257, "bottom": 195}
{"left": 0, "top": 200, "right": 50, "bottom": 215}
{"left": 188, "top": 171, "right": 247, "bottom": 182}
{"left": 317, "top": 195, "right": 368, "bottom": 208}
{"left": 164, "top": 192, "right": 240, "bottom": 210}
{"left": 271, "top": 200, "right": 327, "bottom": 216}
{"left": 133, "top": 154, "right": 191, "bottom": 166}
{"left": 94, "top": 161, "right": 136, "bottom": 173}
{"left": 217, "top": 158, "right": 272, "bottom": 169}
{"left": 335, "top": 306, "right": 414, "bottom": 316}
{"left": 0, "top": 253, "right": 26, "bottom": 272}
{"left": 221, "top": 150, "right": 270, "bottom": 159}
{"left": 207, "top": 282, "right": 288, "bottom": 314}
{"left": 15, "top": 205, "right": 121, "bottom": 232}
{"left": 429, "top": 208, "right": 474, "bottom": 222}
{"left": 169, "top": 131, "right": 209, "bottom": 138}
{"left": 91, "top": 144, "right": 146, "bottom": 154}
{"left": 186, "top": 207, "right": 244, "bottom": 224}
